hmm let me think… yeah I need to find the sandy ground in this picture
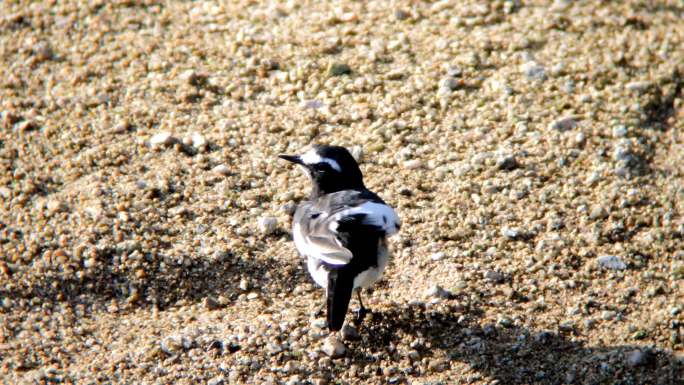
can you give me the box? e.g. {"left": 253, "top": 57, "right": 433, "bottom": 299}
{"left": 1, "top": 0, "right": 683, "bottom": 384}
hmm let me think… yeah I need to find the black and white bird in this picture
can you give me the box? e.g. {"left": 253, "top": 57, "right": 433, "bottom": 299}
{"left": 279, "top": 145, "right": 400, "bottom": 333}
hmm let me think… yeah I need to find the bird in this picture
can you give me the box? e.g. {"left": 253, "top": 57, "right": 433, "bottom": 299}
{"left": 279, "top": 145, "right": 400, "bottom": 334}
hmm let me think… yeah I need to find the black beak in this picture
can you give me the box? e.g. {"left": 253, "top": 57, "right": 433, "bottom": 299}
{"left": 278, "top": 154, "right": 303, "bottom": 165}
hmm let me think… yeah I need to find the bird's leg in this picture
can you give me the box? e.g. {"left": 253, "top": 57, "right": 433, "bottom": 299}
{"left": 353, "top": 289, "right": 368, "bottom": 326}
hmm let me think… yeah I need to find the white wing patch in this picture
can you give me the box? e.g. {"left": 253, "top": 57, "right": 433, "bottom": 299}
{"left": 332, "top": 201, "right": 401, "bottom": 236}
{"left": 300, "top": 149, "right": 342, "bottom": 172}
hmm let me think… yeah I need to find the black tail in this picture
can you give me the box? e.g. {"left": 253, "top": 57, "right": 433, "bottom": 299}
{"left": 327, "top": 269, "right": 354, "bottom": 331}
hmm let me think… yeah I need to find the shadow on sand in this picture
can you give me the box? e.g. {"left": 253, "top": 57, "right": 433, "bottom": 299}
{"left": 338, "top": 302, "right": 682, "bottom": 385}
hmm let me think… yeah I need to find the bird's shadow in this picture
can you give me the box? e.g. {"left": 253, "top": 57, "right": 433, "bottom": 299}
{"left": 333, "top": 302, "right": 682, "bottom": 385}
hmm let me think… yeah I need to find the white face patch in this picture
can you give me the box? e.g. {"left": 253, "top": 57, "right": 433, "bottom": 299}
{"left": 300, "top": 149, "right": 342, "bottom": 172}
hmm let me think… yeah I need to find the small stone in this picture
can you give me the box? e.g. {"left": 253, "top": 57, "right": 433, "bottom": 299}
{"left": 407, "top": 350, "right": 420, "bottom": 361}
{"left": 350, "top": 145, "right": 363, "bottom": 162}
{"left": 47, "top": 199, "right": 66, "bottom": 215}
{"left": 341, "top": 325, "right": 360, "bottom": 341}
{"left": 520, "top": 61, "right": 546, "bottom": 80}
{"left": 204, "top": 296, "right": 220, "bottom": 310}
{"left": 625, "top": 81, "right": 651, "bottom": 92}
{"left": 191, "top": 132, "right": 208, "bottom": 149}
{"left": 425, "top": 285, "right": 451, "bottom": 299}
{"left": 321, "top": 336, "right": 346, "bottom": 358}
{"left": 612, "top": 125, "right": 628, "bottom": 138}
{"left": 597, "top": 255, "right": 627, "bottom": 270}
{"left": 246, "top": 292, "right": 259, "bottom": 300}
{"left": 394, "top": 9, "right": 410, "bottom": 20}
{"left": 430, "top": 252, "right": 446, "bottom": 261}
{"left": 207, "top": 376, "right": 225, "bottom": 385}
{"left": 496, "top": 154, "right": 518, "bottom": 170}
{"left": 32, "top": 41, "right": 54, "bottom": 62}
{"left": 403, "top": 159, "right": 422, "bottom": 169}
{"left": 257, "top": 216, "right": 278, "bottom": 235}
{"left": 239, "top": 278, "right": 249, "bottom": 291}
{"left": 160, "top": 336, "right": 183, "bottom": 354}
{"left": 212, "top": 164, "right": 231, "bottom": 176}
{"left": 484, "top": 270, "right": 504, "bottom": 284}
{"left": 601, "top": 310, "right": 617, "bottom": 320}
{"left": 439, "top": 77, "right": 460, "bottom": 91}
{"left": 588, "top": 205, "right": 608, "bottom": 220}
{"left": 328, "top": 62, "right": 352, "bottom": 76}
{"left": 625, "top": 349, "right": 653, "bottom": 367}
{"left": 428, "top": 358, "right": 447, "bottom": 372}
{"left": 548, "top": 116, "right": 577, "bottom": 131}
{"left": 497, "top": 317, "right": 513, "bottom": 327}
{"left": 501, "top": 227, "right": 520, "bottom": 239}
{"left": 311, "top": 318, "right": 327, "bottom": 329}
{"left": 150, "top": 132, "right": 175, "bottom": 147}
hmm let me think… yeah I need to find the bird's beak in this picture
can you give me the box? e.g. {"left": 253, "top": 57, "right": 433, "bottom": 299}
{"left": 278, "top": 154, "right": 303, "bottom": 165}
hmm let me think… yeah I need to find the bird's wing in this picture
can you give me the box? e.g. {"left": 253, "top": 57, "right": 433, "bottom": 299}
{"left": 293, "top": 202, "right": 353, "bottom": 266}
{"left": 295, "top": 191, "right": 400, "bottom": 266}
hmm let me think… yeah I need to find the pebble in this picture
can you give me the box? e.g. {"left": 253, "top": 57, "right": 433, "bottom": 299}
{"left": 150, "top": 131, "right": 175, "bottom": 147}
{"left": 203, "top": 296, "right": 220, "bottom": 310}
{"left": 191, "top": 132, "right": 208, "bottom": 149}
{"left": 246, "top": 292, "right": 259, "bottom": 300}
{"left": 211, "top": 164, "right": 231, "bottom": 176}
{"left": 207, "top": 376, "right": 226, "bottom": 385}
{"left": 612, "top": 125, "right": 628, "bottom": 138}
{"left": 439, "top": 77, "right": 460, "bottom": 91}
{"left": 430, "top": 252, "right": 446, "bottom": 261}
{"left": 425, "top": 285, "right": 451, "bottom": 299}
{"left": 625, "top": 81, "right": 651, "bottom": 92}
{"left": 496, "top": 153, "right": 518, "bottom": 170}
{"left": 321, "top": 336, "right": 346, "bottom": 358}
{"left": 520, "top": 61, "right": 546, "bottom": 80}
{"left": 588, "top": 205, "right": 608, "bottom": 220}
{"left": 601, "top": 310, "right": 617, "bottom": 320}
{"left": 484, "top": 270, "right": 504, "bottom": 284}
{"left": 548, "top": 116, "right": 577, "bottom": 131}
{"left": 341, "top": 325, "right": 360, "bottom": 341}
{"left": 257, "top": 216, "right": 278, "bottom": 235}
{"left": 311, "top": 318, "right": 327, "bottom": 329}
{"left": 160, "top": 336, "right": 183, "bottom": 354}
{"left": 597, "top": 255, "right": 627, "bottom": 270}
{"left": 350, "top": 145, "right": 363, "bottom": 162}
{"left": 328, "top": 62, "right": 352, "bottom": 76}
{"left": 625, "top": 349, "right": 653, "bottom": 367}
{"left": 501, "top": 227, "right": 520, "bottom": 240}
{"left": 403, "top": 159, "right": 423, "bottom": 169}
{"left": 239, "top": 278, "right": 249, "bottom": 291}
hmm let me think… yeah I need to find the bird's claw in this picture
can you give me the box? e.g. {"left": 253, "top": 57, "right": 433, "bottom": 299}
{"left": 353, "top": 306, "right": 368, "bottom": 326}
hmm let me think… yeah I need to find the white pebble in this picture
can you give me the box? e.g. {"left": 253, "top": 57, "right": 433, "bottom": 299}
{"left": 150, "top": 131, "right": 175, "bottom": 147}
{"left": 191, "top": 132, "right": 207, "bottom": 149}
{"left": 212, "top": 164, "right": 231, "bottom": 176}
{"left": 597, "top": 255, "right": 627, "bottom": 270}
{"left": 257, "top": 216, "right": 278, "bottom": 235}
{"left": 239, "top": 278, "right": 249, "bottom": 291}
{"left": 350, "top": 145, "right": 364, "bottom": 162}
{"left": 425, "top": 285, "right": 451, "bottom": 299}
{"left": 321, "top": 336, "right": 346, "bottom": 358}
{"left": 501, "top": 227, "right": 520, "bottom": 239}
{"left": 430, "top": 252, "right": 446, "bottom": 261}
{"left": 403, "top": 159, "right": 423, "bottom": 169}
{"left": 520, "top": 61, "right": 546, "bottom": 80}
{"left": 548, "top": 116, "right": 577, "bottom": 131}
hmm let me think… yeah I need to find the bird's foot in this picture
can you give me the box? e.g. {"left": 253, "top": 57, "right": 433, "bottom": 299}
{"left": 353, "top": 306, "right": 368, "bottom": 327}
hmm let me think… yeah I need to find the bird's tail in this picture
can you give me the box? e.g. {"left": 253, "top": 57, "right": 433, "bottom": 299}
{"left": 327, "top": 269, "right": 354, "bottom": 331}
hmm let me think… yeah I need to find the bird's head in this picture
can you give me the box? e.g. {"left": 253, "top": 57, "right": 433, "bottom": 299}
{"left": 279, "top": 145, "right": 364, "bottom": 196}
